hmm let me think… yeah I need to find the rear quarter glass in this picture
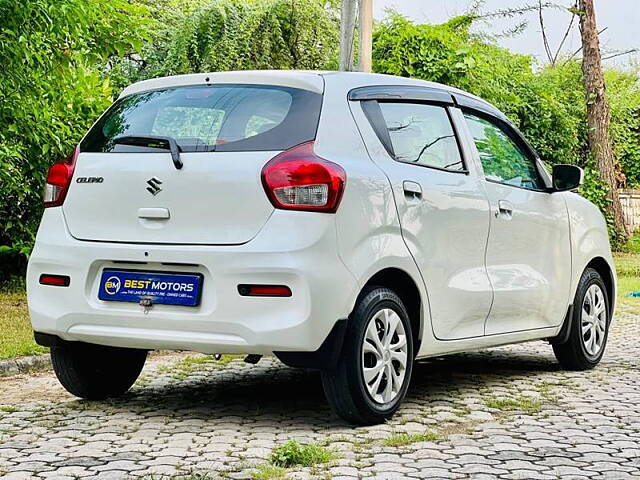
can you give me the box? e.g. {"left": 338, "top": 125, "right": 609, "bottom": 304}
{"left": 80, "top": 84, "right": 322, "bottom": 153}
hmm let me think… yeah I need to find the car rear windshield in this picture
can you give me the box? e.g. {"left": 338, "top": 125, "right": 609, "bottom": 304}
{"left": 80, "top": 84, "right": 322, "bottom": 153}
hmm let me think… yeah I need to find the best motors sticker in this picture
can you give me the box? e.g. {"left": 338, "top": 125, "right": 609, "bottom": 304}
{"left": 98, "top": 270, "right": 203, "bottom": 307}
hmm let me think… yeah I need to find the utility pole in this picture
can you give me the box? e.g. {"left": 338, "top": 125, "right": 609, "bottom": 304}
{"left": 578, "top": 0, "right": 628, "bottom": 239}
{"left": 358, "top": 0, "right": 373, "bottom": 72}
{"left": 339, "top": 0, "right": 357, "bottom": 71}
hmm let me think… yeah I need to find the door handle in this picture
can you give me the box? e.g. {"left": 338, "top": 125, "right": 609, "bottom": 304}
{"left": 138, "top": 207, "right": 170, "bottom": 220}
{"left": 496, "top": 200, "right": 513, "bottom": 218}
{"left": 403, "top": 181, "right": 422, "bottom": 200}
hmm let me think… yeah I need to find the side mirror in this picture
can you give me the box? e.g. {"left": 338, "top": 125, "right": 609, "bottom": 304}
{"left": 552, "top": 164, "right": 583, "bottom": 192}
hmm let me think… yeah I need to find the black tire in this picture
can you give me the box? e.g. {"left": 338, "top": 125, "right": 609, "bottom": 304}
{"left": 321, "top": 286, "right": 414, "bottom": 425}
{"left": 51, "top": 342, "right": 147, "bottom": 399}
{"left": 553, "top": 268, "right": 610, "bottom": 370}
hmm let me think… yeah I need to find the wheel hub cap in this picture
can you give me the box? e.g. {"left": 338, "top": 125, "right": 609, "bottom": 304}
{"left": 581, "top": 284, "right": 607, "bottom": 357}
{"left": 361, "top": 308, "right": 408, "bottom": 405}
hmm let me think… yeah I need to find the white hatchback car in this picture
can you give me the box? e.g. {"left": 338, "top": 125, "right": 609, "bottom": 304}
{"left": 28, "top": 71, "right": 615, "bottom": 424}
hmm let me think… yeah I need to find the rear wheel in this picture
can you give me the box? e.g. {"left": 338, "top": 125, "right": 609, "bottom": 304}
{"left": 321, "top": 287, "right": 414, "bottom": 425}
{"left": 51, "top": 342, "right": 147, "bottom": 399}
{"left": 553, "top": 268, "right": 610, "bottom": 370}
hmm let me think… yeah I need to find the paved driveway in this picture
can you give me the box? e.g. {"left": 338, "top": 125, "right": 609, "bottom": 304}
{"left": 1, "top": 309, "right": 639, "bottom": 480}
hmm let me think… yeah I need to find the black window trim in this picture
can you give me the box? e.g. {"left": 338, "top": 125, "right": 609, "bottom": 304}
{"left": 461, "top": 107, "right": 549, "bottom": 193}
{"left": 452, "top": 93, "right": 506, "bottom": 122}
{"left": 359, "top": 98, "right": 470, "bottom": 175}
{"left": 348, "top": 85, "right": 455, "bottom": 104}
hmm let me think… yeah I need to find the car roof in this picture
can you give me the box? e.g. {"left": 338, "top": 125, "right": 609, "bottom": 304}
{"left": 119, "top": 70, "right": 504, "bottom": 119}
{"left": 119, "top": 70, "right": 326, "bottom": 97}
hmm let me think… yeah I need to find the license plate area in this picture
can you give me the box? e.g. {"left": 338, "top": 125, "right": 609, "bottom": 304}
{"left": 98, "top": 269, "right": 203, "bottom": 307}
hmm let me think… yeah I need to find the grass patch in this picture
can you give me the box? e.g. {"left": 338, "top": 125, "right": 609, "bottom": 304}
{"left": 614, "top": 252, "right": 640, "bottom": 277}
{"left": 484, "top": 396, "right": 542, "bottom": 414}
{"left": 617, "top": 233, "right": 640, "bottom": 256}
{"left": 252, "top": 465, "right": 287, "bottom": 480}
{"left": 270, "top": 440, "right": 335, "bottom": 468}
{"left": 0, "top": 287, "right": 47, "bottom": 360}
{"left": 383, "top": 431, "right": 439, "bottom": 447}
{"left": 614, "top": 252, "right": 640, "bottom": 314}
{"left": 167, "top": 354, "right": 240, "bottom": 380}
{"left": 0, "top": 405, "right": 19, "bottom": 413}
{"left": 139, "top": 474, "right": 212, "bottom": 480}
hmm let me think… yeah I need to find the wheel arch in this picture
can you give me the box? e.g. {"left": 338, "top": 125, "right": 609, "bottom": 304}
{"left": 360, "top": 267, "right": 423, "bottom": 354}
{"left": 585, "top": 256, "right": 616, "bottom": 317}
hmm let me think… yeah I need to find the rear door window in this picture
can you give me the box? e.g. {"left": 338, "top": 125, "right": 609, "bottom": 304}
{"left": 81, "top": 85, "right": 321, "bottom": 153}
{"left": 377, "top": 102, "right": 465, "bottom": 171}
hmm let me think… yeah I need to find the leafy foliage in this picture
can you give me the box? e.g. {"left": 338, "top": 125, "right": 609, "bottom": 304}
{"left": 164, "top": 0, "right": 339, "bottom": 74}
{"left": 108, "top": 0, "right": 213, "bottom": 89}
{"left": 112, "top": 0, "right": 340, "bottom": 87}
{"left": 607, "top": 69, "right": 640, "bottom": 188}
{"left": 1, "top": 4, "right": 639, "bottom": 279}
{"left": 372, "top": 12, "right": 640, "bottom": 240}
{"left": 0, "top": 0, "right": 150, "bottom": 268}
{"left": 0, "top": 0, "right": 339, "bottom": 277}
{"left": 372, "top": 13, "right": 586, "bottom": 168}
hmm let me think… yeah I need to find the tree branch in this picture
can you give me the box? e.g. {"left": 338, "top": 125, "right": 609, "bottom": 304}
{"left": 562, "top": 26, "right": 607, "bottom": 65}
{"left": 601, "top": 49, "right": 639, "bottom": 61}
{"left": 551, "top": 2, "right": 577, "bottom": 65}
{"left": 538, "top": 0, "right": 555, "bottom": 64}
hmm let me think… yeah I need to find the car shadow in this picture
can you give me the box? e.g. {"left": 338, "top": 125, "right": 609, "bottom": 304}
{"left": 65, "top": 345, "right": 562, "bottom": 428}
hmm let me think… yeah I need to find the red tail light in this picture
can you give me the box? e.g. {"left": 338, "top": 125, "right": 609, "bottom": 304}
{"left": 43, "top": 146, "right": 79, "bottom": 208}
{"left": 261, "top": 142, "right": 346, "bottom": 213}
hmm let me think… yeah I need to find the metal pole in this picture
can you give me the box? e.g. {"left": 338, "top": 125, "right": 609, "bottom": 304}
{"left": 358, "top": 0, "right": 373, "bottom": 72}
{"left": 339, "top": 0, "right": 357, "bottom": 71}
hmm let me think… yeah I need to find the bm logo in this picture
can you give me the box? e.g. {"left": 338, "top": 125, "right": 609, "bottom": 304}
{"left": 104, "top": 276, "right": 121, "bottom": 295}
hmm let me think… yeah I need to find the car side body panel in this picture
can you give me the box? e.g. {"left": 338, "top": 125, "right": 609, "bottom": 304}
{"left": 314, "top": 74, "right": 430, "bottom": 349}
{"left": 322, "top": 73, "right": 614, "bottom": 358}
{"left": 564, "top": 192, "right": 617, "bottom": 315}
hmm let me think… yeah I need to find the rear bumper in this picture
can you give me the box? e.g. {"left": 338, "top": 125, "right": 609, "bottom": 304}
{"left": 27, "top": 209, "right": 359, "bottom": 355}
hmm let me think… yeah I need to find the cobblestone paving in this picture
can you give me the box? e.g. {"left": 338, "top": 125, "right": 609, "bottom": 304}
{"left": 0, "top": 308, "right": 638, "bottom": 480}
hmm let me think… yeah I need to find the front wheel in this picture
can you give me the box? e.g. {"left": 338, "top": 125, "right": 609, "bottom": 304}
{"left": 321, "top": 287, "right": 414, "bottom": 425}
{"left": 51, "top": 342, "right": 147, "bottom": 399}
{"left": 553, "top": 268, "right": 610, "bottom": 370}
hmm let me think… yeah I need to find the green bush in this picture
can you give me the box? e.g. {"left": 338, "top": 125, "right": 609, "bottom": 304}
{"left": 0, "top": 0, "right": 150, "bottom": 263}
{"left": 372, "top": 13, "right": 587, "bottom": 168}
{"left": 1, "top": 4, "right": 639, "bottom": 279}
{"left": 112, "top": 0, "right": 340, "bottom": 87}
{"left": 0, "top": 0, "right": 339, "bottom": 278}
{"left": 607, "top": 69, "right": 640, "bottom": 188}
{"left": 372, "top": 12, "right": 640, "bottom": 242}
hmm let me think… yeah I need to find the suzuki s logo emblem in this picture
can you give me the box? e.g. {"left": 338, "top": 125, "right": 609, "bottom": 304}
{"left": 146, "top": 177, "right": 163, "bottom": 196}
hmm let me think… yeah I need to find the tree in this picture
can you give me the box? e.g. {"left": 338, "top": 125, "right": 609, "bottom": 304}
{"left": 155, "top": 0, "right": 340, "bottom": 77}
{"left": 577, "top": 0, "right": 628, "bottom": 240}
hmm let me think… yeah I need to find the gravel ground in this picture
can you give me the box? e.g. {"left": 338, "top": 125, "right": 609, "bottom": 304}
{"left": 0, "top": 308, "right": 638, "bottom": 480}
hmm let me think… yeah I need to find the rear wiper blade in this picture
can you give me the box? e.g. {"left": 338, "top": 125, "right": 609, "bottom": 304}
{"left": 114, "top": 135, "right": 183, "bottom": 170}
